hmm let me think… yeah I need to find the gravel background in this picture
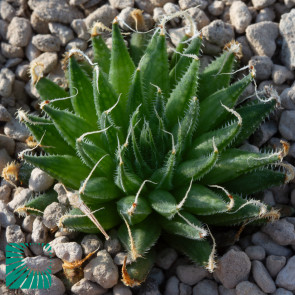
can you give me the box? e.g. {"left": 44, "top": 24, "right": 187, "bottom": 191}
{"left": 0, "top": 0, "right": 295, "bottom": 294}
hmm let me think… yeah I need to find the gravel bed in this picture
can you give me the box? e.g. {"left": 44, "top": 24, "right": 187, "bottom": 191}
{"left": 0, "top": 0, "right": 295, "bottom": 294}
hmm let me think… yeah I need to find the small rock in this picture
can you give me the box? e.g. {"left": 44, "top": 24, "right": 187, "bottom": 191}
{"left": 272, "top": 288, "right": 293, "bottom": 295}
{"left": 81, "top": 234, "right": 103, "bottom": 255}
{"left": 0, "top": 201, "right": 15, "bottom": 227}
{"left": 71, "top": 19, "right": 90, "bottom": 41}
{"left": 7, "top": 17, "right": 32, "bottom": 47}
{"left": 135, "top": 0, "right": 155, "bottom": 14}
{"left": 179, "top": 0, "right": 208, "bottom": 10}
{"left": 156, "top": 248, "right": 178, "bottom": 270}
{"left": 262, "top": 190, "right": 276, "bottom": 207}
{"left": 55, "top": 242, "right": 82, "bottom": 263}
{"left": 84, "top": 4, "right": 118, "bottom": 29}
{"left": 219, "top": 285, "right": 237, "bottom": 295}
{"left": 4, "top": 118, "right": 30, "bottom": 141}
{"left": 235, "top": 281, "right": 265, "bottom": 295}
{"left": 43, "top": 202, "right": 66, "bottom": 229}
{"left": 0, "top": 1, "right": 15, "bottom": 21}
{"left": 252, "top": 120, "right": 277, "bottom": 147}
{"left": 252, "top": 0, "right": 276, "bottom": 9}
{"left": 113, "top": 282, "right": 132, "bottom": 295}
{"left": 0, "top": 184, "right": 11, "bottom": 203}
{"left": 48, "top": 23, "right": 74, "bottom": 46}
{"left": 215, "top": 249, "right": 251, "bottom": 289}
{"left": 249, "top": 56, "right": 273, "bottom": 80}
{"left": 34, "top": 2, "right": 83, "bottom": 24}
{"left": 5, "top": 57, "right": 23, "bottom": 68}
{"left": 51, "top": 258, "right": 63, "bottom": 274}
{"left": 25, "top": 41, "right": 41, "bottom": 62}
{"left": 43, "top": 236, "right": 69, "bottom": 257}
{"left": 276, "top": 256, "right": 295, "bottom": 291}
{"left": 22, "top": 215, "right": 36, "bottom": 233}
{"left": 245, "top": 246, "right": 265, "bottom": 260}
{"left": 150, "top": 0, "right": 174, "bottom": 6}
{"left": 153, "top": 7, "right": 165, "bottom": 23}
{"left": 30, "top": 52, "right": 58, "bottom": 75}
{"left": 164, "top": 276, "right": 179, "bottom": 295}
{"left": 252, "top": 260, "right": 276, "bottom": 293}
{"left": 202, "top": 20, "right": 234, "bottom": 47}
{"left": 164, "top": 3, "right": 181, "bottom": 26}
{"left": 84, "top": 249, "right": 119, "bottom": 289}
{"left": 6, "top": 224, "right": 25, "bottom": 243}
{"left": 7, "top": 188, "right": 32, "bottom": 211}
{"left": 176, "top": 264, "right": 208, "bottom": 285}
{"left": 208, "top": 1, "right": 224, "bottom": 16}
{"left": 65, "top": 38, "right": 88, "bottom": 52}
{"left": 109, "top": 0, "right": 134, "bottom": 9}
{"left": 229, "top": 1, "right": 251, "bottom": 34}
{"left": 0, "top": 19, "right": 8, "bottom": 40}
{"left": 104, "top": 236, "right": 121, "bottom": 255}
{"left": 29, "top": 168, "right": 54, "bottom": 192}
{"left": 23, "top": 255, "right": 51, "bottom": 272}
{"left": 0, "top": 250, "right": 4, "bottom": 261}
{"left": 1, "top": 42, "right": 24, "bottom": 59}
{"left": 117, "top": 7, "right": 136, "bottom": 30}
{"left": 266, "top": 255, "right": 286, "bottom": 278}
{"left": 0, "top": 68, "right": 15, "bottom": 97}
{"left": 186, "top": 7, "right": 210, "bottom": 30}
{"left": 71, "top": 278, "right": 107, "bottom": 295}
{"left": 0, "top": 104, "right": 12, "bottom": 122}
{"left": 279, "top": 110, "right": 295, "bottom": 140}
{"left": 272, "top": 64, "right": 294, "bottom": 85}
{"left": 21, "top": 275, "right": 65, "bottom": 295}
{"left": 30, "top": 11, "right": 49, "bottom": 34}
{"left": 15, "top": 63, "right": 30, "bottom": 82}
{"left": 31, "top": 216, "right": 48, "bottom": 244}
{"left": 32, "top": 34, "right": 61, "bottom": 52}
{"left": 179, "top": 283, "right": 192, "bottom": 295}
{"left": 262, "top": 219, "right": 295, "bottom": 246}
{"left": 252, "top": 232, "right": 292, "bottom": 257}
{"left": 256, "top": 7, "right": 275, "bottom": 22}
{"left": 236, "top": 36, "right": 253, "bottom": 64}
{"left": 69, "top": 0, "right": 88, "bottom": 5}
{"left": 246, "top": 21, "right": 279, "bottom": 57}
{"left": 0, "top": 149, "right": 12, "bottom": 176}
{"left": 113, "top": 252, "right": 131, "bottom": 265}
{"left": 169, "top": 27, "right": 186, "bottom": 47}
{"left": 193, "top": 279, "right": 218, "bottom": 295}
{"left": 148, "top": 267, "right": 165, "bottom": 286}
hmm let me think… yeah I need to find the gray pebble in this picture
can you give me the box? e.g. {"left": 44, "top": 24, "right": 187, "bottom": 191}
{"left": 236, "top": 36, "right": 254, "bottom": 64}
{"left": 262, "top": 190, "right": 276, "bottom": 207}
{"left": 0, "top": 19, "right": 8, "bottom": 40}
{"left": 81, "top": 234, "right": 103, "bottom": 255}
{"left": 22, "top": 215, "right": 36, "bottom": 233}
{"left": 25, "top": 40, "right": 41, "bottom": 62}
{"left": 109, "top": 0, "right": 134, "bottom": 9}
{"left": 0, "top": 184, "right": 11, "bottom": 203}
{"left": 84, "top": 4, "right": 118, "bottom": 29}
{"left": 43, "top": 202, "right": 66, "bottom": 229}
{"left": 185, "top": 7, "right": 210, "bottom": 30}
{"left": 6, "top": 224, "right": 25, "bottom": 243}
{"left": 117, "top": 7, "right": 136, "bottom": 31}
{"left": 7, "top": 17, "right": 32, "bottom": 47}
{"left": 69, "top": 0, "right": 88, "bottom": 5}
{"left": 179, "top": 0, "right": 208, "bottom": 10}
{"left": 208, "top": 1, "right": 224, "bottom": 16}
{"left": 1, "top": 42, "right": 24, "bottom": 59}
{"left": 150, "top": 0, "right": 174, "bottom": 6}
{"left": 135, "top": 0, "right": 155, "bottom": 14}
{"left": 279, "top": 110, "right": 295, "bottom": 140}
{"left": 84, "top": 249, "right": 119, "bottom": 289}
{"left": 71, "top": 19, "right": 90, "bottom": 41}
{"left": 153, "top": 7, "right": 164, "bottom": 23}
{"left": 276, "top": 255, "right": 295, "bottom": 291}
{"left": 0, "top": 250, "right": 4, "bottom": 261}
{"left": 235, "top": 281, "right": 265, "bottom": 295}
{"left": 0, "top": 104, "right": 12, "bottom": 122}
{"left": 32, "top": 216, "right": 48, "bottom": 244}
{"left": 33, "top": 2, "right": 83, "bottom": 24}
{"left": 245, "top": 246, "right": 265, "bottom": 260}
{"left": 4, "top": 118, "right": 30, "bottom": 141}
{"left": 21, "top": 274, "right": 65, "bottom": 295}
{"left": 246, "top": 21, "right": 279, "bottom": 57}
{"left": 169, "top": 27, "right": 186, "bottom": 47}
{"left": 215, "top": 249, "right": 251, "bottom": 289}
{"left": 5, "top": 57, "right": 23, "bottom": 68}
{"left": 113, "top": 282, "right": 132, "bottom": 295}
{"left": 30, "top": 52, "right": 58, "bottom": 74}
{"left": 252, "top": 120, "right": 277, "bottom": 147}
{"left": 104, "top": 236, "right": 121, "bottom": 255}
{"left": 30, "top": 11, "right": 50, "bottom": 34}
{"left": 156, "top": 248, "right": 178, "bottom": 270}
{"left": 252, "top": 0, "right": 275, "bottom": 9}
{"left": 202, "top": 20, "right": 234, "bottom": 47}
{"left": 54, "top": 242, "right": 82, "bottom": 263}
{"left": 266, "top": 255, "right": 287, "bottom": 278}
{"left": 179, "top": 282, "right": 192, "bottom": 295}
{"left": 176, "top": 264, "right": 208, "bottom": 285}
{"left": 113, "top": 252, "right": 131, "bottom": 265}
{"left": 0, "top": 201, "right": 15, "bottom": 227}
{"left": 48, "top": 23, "right": 74, "bottom": 46}
{"left": 164, "top": 275, "right": 179, "bottom": 295}
{"left": 252, "top": 232, "right": 292, "bottom": 257}
{"left": 280, "top": 85, "right": 295, "bottom": 110}
{"left": 272, "top": 64, "right": 294, "bottom": 85}
{"left": 149, "top": 267, "right": 165, "bottom": 286}
{"left": 71, "top": 278, "right": 107, "bottom": 295}
{"left": 43, "top": 236, "right": 69, "bottom": 257}
{"left": 7, "top": 188, "right": 32, "bottom": 211}
{"left": 32, "top": 34, "right": 61, "bottom": 52}
{"left": 164, "top": 3, "right": 181, "bottom": 26}
{"left": 0, "top": 68, "right": 15, "bottom": 97}
{"left": 29, "top": 168, "right": 54, "bottom": 192}
{"left": 23, "top": 255, "right": 51, "bottom": 272}
{"left": 272, "top": 288, "right": 293, "bottom": 295}
{"left": 229, "top": 1, "right": 251, "bottom": 33}
{"left": 256, "top": 7, "right": 275, "bottom": 22}
{"left": 219, "top": 285, "right": 237, "bottom": 295}
{"left": 15, "top": 63, "right": 30, "bottom": 82}
{"left": 0, "top": 1, "right": 15, "bottom": 22}
{"left": 50, "top": 258, "right": 63, "bottom": 274}
{"left": 249, "top": 55, "right": 273, "bottom": 80}
{"left": 193, "top": 279, "right": 218, "bottom": 295}
{"left": 271, "top": 185, "right": 289, "bottom": 205}
{"left": 252, "top": 260, "right": 276, "bottom": 293}
{"left": 65, "top": 38, "right": 88, "bottom": 52}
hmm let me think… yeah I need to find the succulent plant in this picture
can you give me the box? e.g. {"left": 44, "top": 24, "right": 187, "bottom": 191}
{"left": 13, "top": 12, "right": 294, "bottom": 286}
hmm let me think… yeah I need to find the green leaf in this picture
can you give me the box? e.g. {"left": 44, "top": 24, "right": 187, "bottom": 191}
{"left": 68, "top": 57, "right": 98, "bottom": 125}
{"left": 117, "top": 196, "right": 152, "bottom": 225}
{"left": 173, "top": 184, "right": 228, "bottom": 215}
{"left": 170, "top": 34, "right": 189, "bottom": 69}
{"left": 24, "top": 154, "right": 90, "bottom": 189}
{"left": 130, "top": 32, "right": 150, "bottom": 66}
{"left": 92, "top": 35, "right": 111, "bottom": 74}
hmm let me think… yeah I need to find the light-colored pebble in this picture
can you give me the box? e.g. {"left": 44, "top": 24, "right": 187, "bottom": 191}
{"left": 0, "top": 184, "right": 11, "bottom": 203}
{"left": 176, "top": 264, "right": 208, "bottom": 285}
{"left": 22, "top": 215, "right": 36, "bottom": 233}
{"left": 208, "top": 1, "right": 224, "bottom": 16}
{"left": 229, "top": 1, "right": 251, "bottom": 33}
{"left": 30, "top": 52, "right": 58, "bottom": 75}
{"left": 256, "top": 7, "right": 275, "bottom": 22}
{"left": 0, "top": 1, "right": 15, "bottom": 21}
{"left": 109, "top": 0, "right": 134, "bottom": 9}
{"left": 276, "top": 256, "right": 295, "bottom": 291}
{"left": 252, "top": 0, "right": 276, "bottom": 9}
{"left": 54, "top": 242, "right": 82, "bottom": 263}
{"left": 252, "top": 260, "right": 276, "bottom": 293}
{"left": 0, "top": 68, "right": 15, "bottom": 97}
{"left": 0, "top": 104, "right": 12, "bottom": 122}
{"left": 0, "top": 201, "right": 15, "bottom": 227}
{"left": 252, "top": 120, "right": 277, "bottom": 147}
{"left": 186, "top": 7, "right": 210, "bottom": 30}
{"left": 1, "top": 42, "right": 24, "bottom": 59}
{"left": 32, "top": 34, "right": 61, "bottom": 52}
{"left": 249, "top": 55, "right": 273, "bottom": 80}
{"left": 7, "top": 188, "right": 32, "bottom": 211}
{"left": 245, "top": 246, "right": 265, "bottom": 260}
{"left": 272, "top": 288, "right": 293, "bottom": 295}
{"left": 104, "top": 237, "right": 121, "bottom": 255}
{"left": 113, "top": 282, "right": 132, "bottom": 295}
{"left": 31, "top": 216, "right": 48, "bottom": 244}
{"left": 279, "top": 110, "right": 295, "bottom": 141}
{"left": 29, "top": 168, "right": 54, "bottom": 192}
{"left": 65, "top": 38, "right": 88, "bottom": 51}
{"left": 6, "top": 224, "right": 25, "bottom": 243}
{"left": 71, "top": 19, "right": 90, "bottom": 41}
{"left": 7, "top": 17, "right": 32, "bottom": 47}
{"left": 48, "top": 23, "right": 74, "bottom": 46}
{"left": 235, "top": 281, "right": 265, "bottom": 295}
{"left": 71, "top": 278, "right": 107, "bottom": 295}
{"left": 81, "top": 235, "right": 103, "bottom": 255}
{"left": 179, "top": 0, "right": 208, "bottom": 10}
{"left": 266, "top": 255, "right": 287, "bottom": 278}
{"left": 4, "top": 118, "right": 30, "bottom": 141}
{"left": 43, "top": 202, "right": 66, "bottom": 229}
{"left": 43, "top": 236, "right": 69, "bottom": 257}
{"left": 193, "top": 279, "right": 218, "bottom": 295}
{"left": 272, "top": 64, "right": 294, "bottom": 85}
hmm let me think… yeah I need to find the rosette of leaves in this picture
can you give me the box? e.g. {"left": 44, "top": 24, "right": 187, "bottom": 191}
{"left": 17, "top": 14, "right": 293, "bottom": 286}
